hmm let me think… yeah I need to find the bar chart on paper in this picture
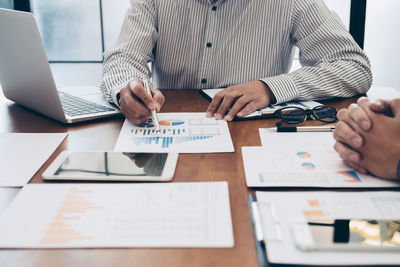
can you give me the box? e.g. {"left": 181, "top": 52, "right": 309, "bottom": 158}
{"left": 0, "top": 183, "right": 234, "bottom": 248}
{"left": 114, "top": 113, "right": 234, "bottom": 153}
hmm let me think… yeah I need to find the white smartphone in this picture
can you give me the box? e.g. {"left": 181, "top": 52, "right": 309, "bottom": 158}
{"left": 42, "top": 151, "right": 178, "bottom": 181}
{"left": 292, "top": 218, "right": 400, "bottom": 251}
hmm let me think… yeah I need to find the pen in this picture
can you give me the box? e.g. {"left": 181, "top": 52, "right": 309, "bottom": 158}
{"left": 277, "top": 126, "right": 335, "bottom": 132}
{"left": 142, "top": 79, "right": 161, "bottom": 136}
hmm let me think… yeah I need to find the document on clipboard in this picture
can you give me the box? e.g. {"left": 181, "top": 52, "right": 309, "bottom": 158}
{"left": 199, "top": 88, "right": 321, "bottom": 120}
{"left": 249, "top": 191, "right": 400, "bottom": 266}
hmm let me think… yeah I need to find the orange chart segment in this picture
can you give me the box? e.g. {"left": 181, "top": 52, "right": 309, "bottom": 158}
{"left": 40, "top": 187, "right": 103, "bottom": 245}
{"left": 337, "top": 170, "right": 362, "bottom": 183}
{"left": 159, "top": 120, "right": 185, "bottom": 126}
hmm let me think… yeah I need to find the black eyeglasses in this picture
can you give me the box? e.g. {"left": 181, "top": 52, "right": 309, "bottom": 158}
{"left": 274, "top": 105, "right": 338, "bottom": 125}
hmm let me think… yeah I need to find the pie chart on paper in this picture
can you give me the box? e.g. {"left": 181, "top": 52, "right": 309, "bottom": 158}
{"left": 159, "top": 120, "right": 185, "bottom": 127}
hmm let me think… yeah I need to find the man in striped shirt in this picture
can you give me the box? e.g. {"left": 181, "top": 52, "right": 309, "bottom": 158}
{"left": 101, "top": 0, "right": 372, "bottom": 124}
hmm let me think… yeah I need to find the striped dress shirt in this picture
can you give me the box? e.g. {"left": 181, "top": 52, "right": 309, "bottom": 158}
{"left": 100, "top": 0, "right": 372, "bottom": 106}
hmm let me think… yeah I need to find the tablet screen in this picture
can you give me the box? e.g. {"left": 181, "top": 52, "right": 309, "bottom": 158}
{"left": 55, "top": 152, "right": 169, "bottom": 178}
{"left": 307, "top": 219, "right": 400, "bottom": 247}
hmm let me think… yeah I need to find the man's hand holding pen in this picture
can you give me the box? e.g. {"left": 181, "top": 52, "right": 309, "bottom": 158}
{"left": 118, "top": 79, "right": 165, "bottom": 125}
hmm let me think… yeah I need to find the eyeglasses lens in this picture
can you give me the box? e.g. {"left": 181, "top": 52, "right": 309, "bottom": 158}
{"left": 313, "top": 106, "right": 337, "bottom": 122}
{"left": 280, "top": 107, "right": 305, "bottom": 124}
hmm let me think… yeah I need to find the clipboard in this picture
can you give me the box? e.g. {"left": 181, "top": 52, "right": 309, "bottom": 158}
{"left": 248, "top": 191, "right": 400, "bottom": 267}
{"left": 249, "top": 194, "right": 285, "bottom": 267}
{"left": 248, "top": 194, "right": 269, "bottom": 267}
{"left": 200, "top": 89, "right": 322, "bottom": 121}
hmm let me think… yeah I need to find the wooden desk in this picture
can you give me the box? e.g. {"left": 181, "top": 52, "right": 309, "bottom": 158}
{"left": 0, "top": 90, "right": 355, "bottom": 267}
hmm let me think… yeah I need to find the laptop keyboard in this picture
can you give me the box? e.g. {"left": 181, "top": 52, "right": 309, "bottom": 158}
{"left": 59, "top": 92, "right": 115, "bottom": 117}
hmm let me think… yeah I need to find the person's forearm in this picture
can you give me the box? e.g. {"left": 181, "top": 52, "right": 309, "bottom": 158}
{"left": 100, "top": 0, "right": 157, "bottom": 105}
{"left": 259, "top": 55, "right": 372, "bottom": 104}
{"left": 288, "top": 57, "right": 372, "bottom": 101}
{"left": 100, "top": 49, "right": 152, "bottom": 105}
{"left": 286, "top": 0, "right": 372, "bottom": 102}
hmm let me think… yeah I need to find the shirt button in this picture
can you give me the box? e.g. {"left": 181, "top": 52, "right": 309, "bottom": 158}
{"left": 212, "top": 6, "right": 217, "bottom": 11}
{"left": 201, "top": 78, "right": 207, "bottom": 84}
{"left": 206, "top": 42, "right": 212, "bottom": 48}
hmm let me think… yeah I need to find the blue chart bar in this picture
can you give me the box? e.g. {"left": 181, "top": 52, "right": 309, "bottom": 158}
{"left": 133, "top": 136, "right": 214, "bottom": 149}
{"left": 161, "top": 137, "right": 174, "bottom": 148}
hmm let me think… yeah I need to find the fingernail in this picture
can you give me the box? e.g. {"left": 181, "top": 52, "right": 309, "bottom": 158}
{"left": 350, "top": 154, "right": 359, "bottom": 162}
{"left": 361, "top": 120, "right": 370, "bottom": 131}
{"left": 206, "top": 112, "right": 212, "bottom": 118}
{"left": 352, "top": 137, "right": 362, "bottom": 148}
{"left": 225, "top": 115, "right": 232, "bottom": 121}
{"left": 237, "top": 112, "right": 243, "bottom": 117}
{"left": 216, "top": 114, "right": 223, "bottom": 120}
{"left": 129, "top": 81, "right": 135, "bottom": 90}
{"left": 374, "top": 100, "right": 383, "bottom": 108}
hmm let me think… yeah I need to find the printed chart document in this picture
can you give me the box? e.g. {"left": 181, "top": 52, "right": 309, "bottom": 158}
{"left": 0, "top": 182, "right": 234, "bottom": 248}
{"left": 200, "top": 88, "right": 321, "bottom": 119}
{"left": 242, "top": 130, "right": 400, "bottom": 188}
{"left": 251, "top": 191, "right": 400, "bottom": 266}
{"left": 0, "top": 133, "right": 68, "bottom": 187}
{"left": 114, "top": 113, "right": 234, "bottom": 153}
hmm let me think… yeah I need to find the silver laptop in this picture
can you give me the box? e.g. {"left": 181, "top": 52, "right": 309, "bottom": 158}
{"left": 0, "top": 8, "right": 121, "bottom": 124}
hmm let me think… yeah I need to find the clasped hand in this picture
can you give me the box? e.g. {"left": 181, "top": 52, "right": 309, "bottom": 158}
{"left": 333, "top": 97, "right": 400, "bottom": 180}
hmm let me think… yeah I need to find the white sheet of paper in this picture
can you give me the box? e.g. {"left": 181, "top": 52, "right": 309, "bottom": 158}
{"left": 245, "top": 130, "right": 400, "bottom": 188}
{"left": 201, "top": 89, "right": 321, "bottom": 117}
{"left": 0, "top": 182, "right": 234, "bottom": 248}
{"left": 114, "top": 113, "right": 234, "bottom": 153}
{"left": 0, "top": 133, "right": 68, "bottom": 187}
{"left": 254, "top": 191, "right": 400, "bottom": 265}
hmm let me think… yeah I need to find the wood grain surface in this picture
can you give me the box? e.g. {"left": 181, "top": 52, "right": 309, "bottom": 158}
{"left": 0, "top": 89, "right": 356, "bottom": 267}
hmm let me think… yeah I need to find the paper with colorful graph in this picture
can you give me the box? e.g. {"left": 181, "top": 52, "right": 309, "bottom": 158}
{"left": 0, "top": 183, "right": 234, "bottom": 248}
{"left": 114, "top": 113, "right": 234, "bottom": 153}
{"left": 241, "top": 130, "right": 400, "bottom": 188}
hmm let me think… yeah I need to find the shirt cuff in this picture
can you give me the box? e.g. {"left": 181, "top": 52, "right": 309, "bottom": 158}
{"left": 397, "top": 159, "right": 400, "bottom": 182}
{"left": 259, "top": 75, "right": 299, "bottom": 104}
{"left": 111, "top": 82, "right": 129, "bottom": 107}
